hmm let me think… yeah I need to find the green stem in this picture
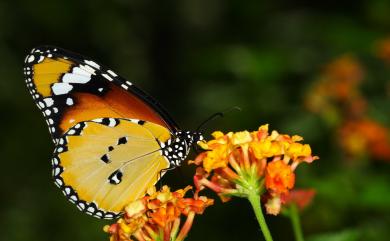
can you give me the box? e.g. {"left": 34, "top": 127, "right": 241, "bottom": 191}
{"left": 247, "top": 192, "right": 273, "bottom": 241}
{"left": 289, "top": 204, "right": 304, "bottom": 241}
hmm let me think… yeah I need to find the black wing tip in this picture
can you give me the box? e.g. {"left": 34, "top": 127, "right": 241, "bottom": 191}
{"left": 28, "top": 45, "right": 59, "bottom": 54}
{"left": 26, "top": 45, "right": 81, "bottom": 59}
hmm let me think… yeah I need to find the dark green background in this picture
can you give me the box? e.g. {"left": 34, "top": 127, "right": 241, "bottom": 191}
{"left": 1, "top": 0, "right": 390, "bottom": 240}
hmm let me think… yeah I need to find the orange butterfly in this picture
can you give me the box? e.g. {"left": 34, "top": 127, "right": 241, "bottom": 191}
{"left": 24, "top": 46, "right": 203, "bottom": 219}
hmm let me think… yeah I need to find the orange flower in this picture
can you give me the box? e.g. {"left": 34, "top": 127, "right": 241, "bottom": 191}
{"left": 305, "top": 55, "right": 366, "bottom": 117}
{"left": 339, "top": 119, "right": 390, "bottom": 161}
{"left": 265, "top": 160, "right": 295, "bottom": 195}
{"left": 104, "top": 186, "right": 213, "bottom": 241}
{"left": 190, "top": 124, "right": 318, "bottom": 215}
{"left": 324, "top": 55, "right": 363, "bottom": 87}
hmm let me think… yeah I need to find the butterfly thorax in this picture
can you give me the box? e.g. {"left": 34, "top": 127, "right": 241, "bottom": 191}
{"left": 159, "top": 131, "right": 203, "bottom": 167}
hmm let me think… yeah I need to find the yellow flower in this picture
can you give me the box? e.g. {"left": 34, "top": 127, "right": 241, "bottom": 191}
{"left": 286, "top": 143, "right": 312, "bottom": 160}
{"left": 190, "top": 124, "right": 317, "bottom": 216}
{"left": 124, "top": 200, "right": 145, "bottom": 218}
{"left": 203, "top": 145, "right": 229, "bottom": 172}
{"left": 251, "top": 140, "right": 283, "bottom": 159}
{"left": 156, "top": 186, "right": 173, "bottom": 203}
{"left": 232, "top": 131, "right": 252, "bottom": 145}
{"left": 212, "top": 131, "right": 225, "bottom": 139}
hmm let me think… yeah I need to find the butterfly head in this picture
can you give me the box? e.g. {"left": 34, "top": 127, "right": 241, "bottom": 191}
{"left": 181, "top": 130, "right": 204, "bottom": 146}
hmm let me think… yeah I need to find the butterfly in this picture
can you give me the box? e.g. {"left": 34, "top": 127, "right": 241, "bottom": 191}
{"left": 24, "top": 46, "right": 203, "bottom": 219}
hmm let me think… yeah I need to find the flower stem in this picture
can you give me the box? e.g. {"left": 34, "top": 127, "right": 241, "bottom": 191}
{"left": 176, "top": 212, "right": 195, "bottom": 241}
{"left": 247, "top": 192, "right": 273, "bottom": 241}
{"left": 289, "top": 204, "right": 304, "bottom": 241}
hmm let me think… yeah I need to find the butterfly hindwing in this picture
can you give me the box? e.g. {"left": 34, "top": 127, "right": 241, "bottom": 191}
{"left": 53, "top": 118, "right": 171, "bottom": 219}
{"left": 24, "top": 46, "right": 178, "bottom": 144}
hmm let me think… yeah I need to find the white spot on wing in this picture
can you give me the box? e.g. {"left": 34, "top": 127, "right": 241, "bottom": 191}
{"left": 108, "top": 118, "right": 116, "bottom": 127}
{"left": 66, "top": 98, "right": 74, "bottom": 106}
{"left": 87, "top": 206, "right": 95, "bottom": 213}
{"left": 102, "top": 73, "right": 113, "bottom": 81}
{"left": 54, "top": 167, "right": 61, "bottom": 176}
{"left": 79, "top": 64, "right": 96, "bottom": 74}
{"left": 107, "top": 70, "right": 117, "bottom": 77}
{"left": 111, "top": 175, "right": 120, "bottom": 184}
{"left": 38, "top": 101, "right": 45, "bottom": 108}
{"left": 43, "top": 98, "right": 54, "bottom": 107}
{"left": 72, "top": 67, "right": 92, "bottom": 76}
{"left": 77, "top": 203, "right": 85, "bottom": 211}
{"left": 64, "top": 187, "right": 71, "bottom": 195}
{"left": 27, "top": 55, "right": 35, "bottom": 63}
{"left": 52, "top": 83, "right": 73, "bottom": 95}
{"left": 37, "top": 55, "right": 45, "bottom": 63}
{"left": 68, "top": 129, "right": 76, "bottom": 135}
{"left": 84, "top": 60, "right": 100, "bottom": 69}
{"left": 63, "top": 73, "right": 90, "bottom": 84}
{"left": 52, "top": 157, "right": 59, "bottom": 165}
{"left": 55, "top": 178, "right": 63, "bottom": 187}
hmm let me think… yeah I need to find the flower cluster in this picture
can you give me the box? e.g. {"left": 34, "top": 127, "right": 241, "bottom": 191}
{"left": 305, "top": 53, "right": 390, "bottom": 162}
{"left": 104, "top": 186, "right": 213, "bottom": 241}
{"left": 190, "top": 124, "right": 318, "bottom": 215}
{"left": 305, "top": 55, "right": 366, "bottom": 118}
{"left": 338, "top": 119, "right": 390, "bottom": 161}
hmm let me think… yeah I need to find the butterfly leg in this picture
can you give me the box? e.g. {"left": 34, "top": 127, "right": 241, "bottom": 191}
{"left": 156, "top": 166, "right": 177, "bottom": 190}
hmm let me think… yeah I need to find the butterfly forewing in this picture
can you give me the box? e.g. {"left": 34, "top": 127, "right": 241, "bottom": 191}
{"left": 24, "top": 46, "right": 178, "bottom": 144}
{"left": 53, "top": 118, "right": 171, "bottom": 218}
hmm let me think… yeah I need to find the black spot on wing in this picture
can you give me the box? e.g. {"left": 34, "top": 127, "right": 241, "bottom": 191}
{"left": 108, "top": 169, "right": 123, "bottom": 185}
{"left": 99, "top": 118, "right": 119, "bottom": 127}
{"left": 117, "top": 136, "right": 128, "bottom": 145}
{"left": 100, "top": 154, "right": 110, "bottom": 163}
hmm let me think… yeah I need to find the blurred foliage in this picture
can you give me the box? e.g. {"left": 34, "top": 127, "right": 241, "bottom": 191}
{"left": 1, "top": 0, "right": 390, "bottom": 240}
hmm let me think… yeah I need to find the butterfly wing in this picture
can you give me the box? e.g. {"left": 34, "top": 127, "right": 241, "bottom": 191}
{"left": 24, "top": 46, "right": 178, "bottom": 144}
{"left": 53, "top": 118, "right": 171, "bottom": 219}
{"left": 24, "top": 46, "right": 181, "bottom": 218}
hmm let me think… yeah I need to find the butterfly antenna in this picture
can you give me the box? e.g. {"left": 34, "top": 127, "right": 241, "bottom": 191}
{"left": 196, "top": 106, "right": 241, "bottom": 132}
